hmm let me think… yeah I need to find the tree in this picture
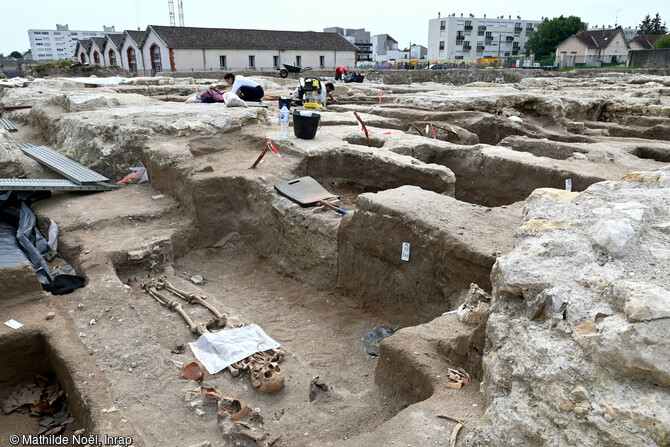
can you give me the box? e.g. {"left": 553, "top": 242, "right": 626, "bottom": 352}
{"left": 525, "top": 15, "right": 587, "bottom": 58}
{"left": 638, "top": 14, "right": 652, "bottom": 35}
{"left": 651, "top": 13, "right": 668, "bottom": 34}
{"left": 638, "top": 13, "right": 667, "bottom": 35}
{"left": 654, "top": 35, "right": 670, "bottom": 48}
{"left": 9, "top": 51, "right": 22, "bottom": 59}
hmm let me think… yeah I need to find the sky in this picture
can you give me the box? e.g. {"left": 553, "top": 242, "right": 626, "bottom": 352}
{"left": 1, "top": 0, "right": 669, "bottom": 55}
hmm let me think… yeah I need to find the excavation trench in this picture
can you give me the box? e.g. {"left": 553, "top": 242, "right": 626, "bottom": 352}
{"left": 67, "top": 130, "right": 492, "bottom": 445}
{"left": 0, "top": 331, "right": 92, "bottom": 436}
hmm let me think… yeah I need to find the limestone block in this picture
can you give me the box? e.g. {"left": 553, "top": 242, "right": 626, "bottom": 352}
{"left": 591, "top": 219, "right": 635, "bottom": 254}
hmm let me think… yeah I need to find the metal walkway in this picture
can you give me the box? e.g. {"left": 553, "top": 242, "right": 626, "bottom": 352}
{"left": 0, "top": 178, "right": 117, "bottom": 191}
{"left": 0, "top": 118, "right": 17, "bottom": 132}
{"left": 17, "top": 143, "right": 109, "bottom": 185}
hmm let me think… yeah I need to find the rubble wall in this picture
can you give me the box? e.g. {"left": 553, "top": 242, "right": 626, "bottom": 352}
{"left": 467, "top": 174, "right": 670, "bottom": 447}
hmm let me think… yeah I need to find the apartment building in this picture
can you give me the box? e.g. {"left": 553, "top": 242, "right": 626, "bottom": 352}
{"left": 27, "top": 24, "right": 120, "bottom": 61}
{"left": 427, "top": 13, "right": 541, "bottom": 60}
{"left": 323, "top": 27, "right": 372, "bottom": 62}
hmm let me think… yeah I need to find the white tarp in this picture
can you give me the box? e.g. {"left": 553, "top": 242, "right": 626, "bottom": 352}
{"left": 0, "top": 77, "right": 32, "bottom": 88}
{"left": 70, "top": 76, "right": 129, "bottom": 86}
{"left": 189, "top": 324, "right": 280, "bottom": 374}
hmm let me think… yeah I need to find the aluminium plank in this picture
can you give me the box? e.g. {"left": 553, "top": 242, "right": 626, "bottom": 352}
{"left": 17, "top": 143, "right": 108, "bottom": 184}
{"left": 0, "top": 118, "right": 17, "bottom": 132}
{"left": 0, "top": 178, "right": 116, "bottom": 191}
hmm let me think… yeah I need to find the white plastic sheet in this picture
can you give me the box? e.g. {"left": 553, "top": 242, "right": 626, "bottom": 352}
{"left": 223, "top": 92, "right": 247, "bottom": 108}
{"left": 0, "top": 77, "right": 32, "bottom": 88}
{"left": 189, "top": 324, "right": 280, "bottom": 374}
{"left": 47, "top": 219, "right": 58, "bottom": 253}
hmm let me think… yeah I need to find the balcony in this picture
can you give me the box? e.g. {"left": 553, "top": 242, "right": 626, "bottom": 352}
{"left": 485, "top": 36, "right": 493, "bottom": 41}
{"left": 506, "top": 36, "right": 514, "bottom": 41}
{"left": 463, "top": 45, "right": 472, "bottom": 50}
{"left": 476, "top": 46, "right": 485, "bottom": 52}
{"left": 478, "top": 25, "right": 487, "bottom": 31}
{"left": 464, "top": 25, "right": 473, "bottom": 30}
{"left": 514, "top": 26, "right": 522, "bottom": 32}
{"left": 456, "top": 35, "right": 465, "bottom": 41}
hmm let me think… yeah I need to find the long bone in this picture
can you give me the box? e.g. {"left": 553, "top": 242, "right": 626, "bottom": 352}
{"left": 144, "top": 282, "right": 209, "bottom": 335}
{"left": 158, "top": 278, "right": 228, "bottom": 328}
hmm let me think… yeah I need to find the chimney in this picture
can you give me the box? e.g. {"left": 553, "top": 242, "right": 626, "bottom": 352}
{"left": 460, "top": 13, "right": 463, "bottom": 17}
{"left": 484, "top": 14, "right": 486, "bottom": 18}
{"left": 438, "top": 12, "right": 440, "bottom": 18}
{"left": 509, "top": 15, "right": 511, "bottom": 20}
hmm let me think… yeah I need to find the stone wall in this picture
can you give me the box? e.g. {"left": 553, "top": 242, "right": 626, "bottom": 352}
{"left": 629, "top": 49, "right": 670, "bottom": 68}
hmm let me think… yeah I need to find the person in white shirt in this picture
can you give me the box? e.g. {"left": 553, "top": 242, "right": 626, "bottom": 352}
{"left": 223, "top": 73, "right": 264, "bottom": 101}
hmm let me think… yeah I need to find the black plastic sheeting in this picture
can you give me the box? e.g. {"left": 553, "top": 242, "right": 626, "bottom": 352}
{"left": 0, "top": 191, "right": 85, "bottom": 295}
{"left": 361, "top": 326, "right": 399, "bottom": 356}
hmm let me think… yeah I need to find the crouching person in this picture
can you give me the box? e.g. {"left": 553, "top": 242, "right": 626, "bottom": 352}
{"left": 224, "top": 73, "right": 264, "bottom": 101}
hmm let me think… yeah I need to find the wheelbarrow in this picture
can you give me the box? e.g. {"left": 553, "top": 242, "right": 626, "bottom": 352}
{"left": 278, "top": 64, "right": 313, "bottom": 78}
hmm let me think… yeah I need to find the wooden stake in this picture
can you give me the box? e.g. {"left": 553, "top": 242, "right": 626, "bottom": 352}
{"left": 353, "top": 112, "right": 372, "bottom": 147}
{"left": 430, "top": 123, "right": 459, "bottom": 137}
{"left": 409, "top": 122, "right": 424, "bottom": 136}
{"left": 250, "top": 143, "right": 270, "bottom": 168}
{"left": 379, "top": 87, "right": 383, "bottom": 104}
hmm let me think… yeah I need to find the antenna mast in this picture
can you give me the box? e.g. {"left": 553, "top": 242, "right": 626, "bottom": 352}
{"left": 168, "top": 0, "right": 175, "bottom": 26}
{"left": 178, "top": 0, "right": 184, "bottom": 26}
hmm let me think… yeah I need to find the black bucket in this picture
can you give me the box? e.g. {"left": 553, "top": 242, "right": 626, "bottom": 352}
{"left": 278, "top": 96, "right": 291, "bottom": 110}
{"left": 293, "top": 111, "right": 320, "bottom": 139}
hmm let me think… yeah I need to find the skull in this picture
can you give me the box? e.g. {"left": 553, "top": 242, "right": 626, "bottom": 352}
{"left": 252, "top": 362, "right": 284, "bottom": 393}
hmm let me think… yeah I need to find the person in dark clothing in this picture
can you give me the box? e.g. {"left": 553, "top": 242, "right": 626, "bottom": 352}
{"left": 223, "top": 73, "right": 264, "bottom": 101}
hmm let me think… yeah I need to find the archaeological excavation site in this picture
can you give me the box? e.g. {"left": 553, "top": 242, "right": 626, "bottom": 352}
{"left": 0, "top": 68, "right": 669, "bottom": 447}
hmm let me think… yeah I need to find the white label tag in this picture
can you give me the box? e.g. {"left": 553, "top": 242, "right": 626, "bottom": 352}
{"left": 401, "top": 242, "right": 410, "bottom": 261}
{"left": 565, "top": 179, "right": 572, "bottom": 192}
{"left": 4, "top": 319, "right": 23, "bottom": 330}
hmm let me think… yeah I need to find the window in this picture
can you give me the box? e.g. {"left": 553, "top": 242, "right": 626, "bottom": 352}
{"left": 439, "top": 41, "right": 445, "bottom": 50}
{"left": 456, "top": 40, "right": 463, "bottom": 46}
{"left": 36, "top": 43, "right": 43, "bottom": 46}
{"left": 54, "top": 32, "right": 61, "bottom": 35}
{"left": 465, "top": 21, "right": 472, "bottom": 27}
{"left": 219, "top": 55, "right": 226, "bottom": 69}
{"left": 109, "top": 50, "right": 117, "bottom": 66}
{"left": 127, "top": 48, "right": 136, "bottom": 72}
{"left": 152, "top": 45, "right": 162, "bottom": 72}
{"left": 248, "top": 55, "right": 255, "bottom": 68}
{"left": 440, "top": 20, "right": 446, "bottom": 30}
{"left": 273, "top": 55, "right": 279, "bottom": 67}
{"left": 93, "top": 51, "right": 100, "bottom": 64}
{"left": 457, "top": 20, "right": 464, "bottom": 25}
{"left": 319, "top": 55, "right": 324, "bottom": 67}
{"left": 295, "top": 55, "right": 301, "bottom": 67}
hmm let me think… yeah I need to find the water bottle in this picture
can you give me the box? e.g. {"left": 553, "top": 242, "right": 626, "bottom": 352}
{"left": 280, "top": 105, "right": 290, "bottom": 139}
